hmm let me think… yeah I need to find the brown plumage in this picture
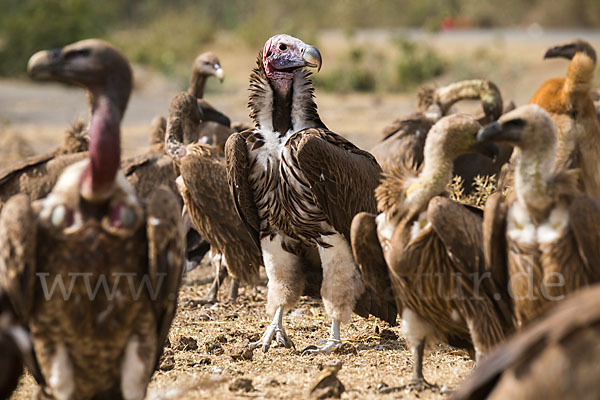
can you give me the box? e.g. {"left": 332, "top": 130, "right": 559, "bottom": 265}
{"left": 360, "top": 114, "right": 511, "bottom": 388}
{"left": 166, "top": 92, "right": 262, "bottom": 302}
{"left": 0, "top": 39, "right": 184, "bottom": 399}
{"left": 479, "top": 104, "right": 600, "bottom": 328}
{"left": 226, "top": 34, "right": 396, "bottom": 355}
{"left": 0, "top": 292, "right": 27, "bottom": 400}
{"left": 121, "top": 115, "right": 181, "bottom": 205}
{"left": 0, "top": 121, "right": 88, "bottom": 211}
{"left": 371, "top": 79, "right": 511, "bottom": 194}
{"left": 452, "top": 284, "right": 600, "bottom": 400}
{"left": 526, "top": 39, "right": 600, "bottom": 200}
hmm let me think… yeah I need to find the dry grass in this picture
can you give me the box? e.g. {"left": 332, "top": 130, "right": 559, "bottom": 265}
{"left": 11, "top": 262, "right": 475, "bottom": 399}
{"left": 449, "top": 174, "right": 498, "bottom": 209}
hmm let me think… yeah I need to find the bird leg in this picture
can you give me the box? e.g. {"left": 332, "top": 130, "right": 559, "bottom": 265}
{"left": 227, "top": 278, "right": 239, "bottom": 303}
{"left": 249, "top": 305, "right": 294, "bottom": 352}
{"left": 301, "top": 318, "right": 342, "bottom": 355}
{"left": 198, "top": 254, "right": 228, "bottom": 304}
{"left": 407, "top": 340, "right": 437, "bottom": 391}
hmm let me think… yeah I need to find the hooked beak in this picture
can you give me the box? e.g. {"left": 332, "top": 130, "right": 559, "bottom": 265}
{"left": 301, "top": 44, "right": 322, "bottom": 72}
{"left": 213, "top": 65, "right": 224, "bottom": 82}
{"left": 544, "top": 44, "right": 575, "bottom": 60}
{"left": 27, "top": 48, "right": 63, "bottom": 80}
{"left": 477, "top": 120, "right": 522, "bottom": 144}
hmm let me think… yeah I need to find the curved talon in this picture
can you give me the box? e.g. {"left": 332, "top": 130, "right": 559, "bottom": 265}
{"left": 247, "top": 322, "right": 294, "bottom": 353}
{"left": 301, "top": 339, "right": 341, "bottom": 355}
{"left": 407, "top": 378, "right": 438, "bottom": 392}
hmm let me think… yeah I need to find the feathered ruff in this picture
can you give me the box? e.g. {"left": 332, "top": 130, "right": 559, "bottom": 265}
{"left": 375, "top": 157, "right": 422, "bottom": 220}
{"left": 248, "top": 52, "right": 325, "bottom": 132}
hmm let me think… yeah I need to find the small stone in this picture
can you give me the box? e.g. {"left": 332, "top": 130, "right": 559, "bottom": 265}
{"left": 229, "top": 378, "right": 254, "bottom": 392}
{"left": 230, "top": 345, "right": 254, "bottom": 361}
{"left": 159, "top": 355, "right": 175, "bottom": 371}
{"left": 215, "top": 334, "right": 228, "bottom": 343}
{"left": 310, "top": 361, "right": 345, "bottom": 399}
{"left": 206, "top": 342, "right": 224, "bottom": 355}
{"left": 266, "top": 378, "right": 280, "bottom": 387}
{"left": 176, "top": 336, "right": 198, "bottom": 351}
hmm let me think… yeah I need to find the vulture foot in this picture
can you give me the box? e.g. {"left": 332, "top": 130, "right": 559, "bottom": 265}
{"left": 406, "top": 378, "right": 438, "bottom": 392}
{"left": 301, "top": 338, "right": 341, "bottom": 355}
{"left": 301, "top": 318, "right": 342, "bottom": 355}
{"left": 249, "top": 306, "right": 295, "bottom": 352}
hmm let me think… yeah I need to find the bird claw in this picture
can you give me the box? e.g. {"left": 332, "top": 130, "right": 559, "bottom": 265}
{"left": 301, "top": 339, "right": 341, "bottom": 355}
{"left": 248, "top": 323, "right": 294, "bottom": 353}
{"left": 407, "top": 378, "right": 438, "bottom": 392}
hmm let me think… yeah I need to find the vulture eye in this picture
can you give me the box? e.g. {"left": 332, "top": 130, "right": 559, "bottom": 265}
{"left": 50, "top": 205, "right": 74, "bottom": 228}
{"left": 63, "top": 49, "right": 90, "bottom": 60}
{"left": 279, "top": 43, "right": 287, "bottom": 51}
{"left": 110, "top": 204, "right": 136, "bottom": 229}
{"left": 203, "top": 61, "right": 211, "bottom": 65}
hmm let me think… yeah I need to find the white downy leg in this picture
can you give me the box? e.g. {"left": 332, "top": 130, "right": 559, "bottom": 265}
{"left": 303, "top": 232, "right": 364, "bottom": 355}
{"left": 249, "top": 235, "right": 304, "bottom": 352}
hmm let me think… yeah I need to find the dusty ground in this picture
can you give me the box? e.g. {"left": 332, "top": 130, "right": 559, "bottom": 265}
{"left": 11, "top": 263, "right": 475, "bottom": 400}
{"left": 4, "top": 29, "right": 600, "bottom": 399}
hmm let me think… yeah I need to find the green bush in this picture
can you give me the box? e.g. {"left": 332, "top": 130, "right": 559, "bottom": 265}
{"left": 313, "top": 46, "right": 379, "bottom": 93}
{"left": 394, "top": 39, "right": 446, "bottom": 91}
{"left": 0, "top": 0, "right": 121, "bottom": 76}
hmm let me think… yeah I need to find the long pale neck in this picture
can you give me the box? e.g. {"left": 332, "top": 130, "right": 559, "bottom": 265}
{"left": 405, "top": 152, "right": 454, "bottom": 213}
{"left": 188, "top": 73, "right": 207, "bottom": 99}
{"left": 81, "top": 94, "right": 122, "bottom": 201}
{"left": 514, "top": 147, "right": 554, "bottom": 214}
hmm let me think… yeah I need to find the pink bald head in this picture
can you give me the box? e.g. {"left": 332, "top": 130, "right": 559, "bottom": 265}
{"left": 262, "top": 34, "right": 322, "bottom": 80}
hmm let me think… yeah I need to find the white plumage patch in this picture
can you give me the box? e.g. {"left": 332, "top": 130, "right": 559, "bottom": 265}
{"left": 376, "top": 213, "right": 394, "bottom": 242}
{"left": 318, "top": 230, "right": 365, "bottom": 324}
{"left": 507, "top": 202, "right": 537, "bottom": 245}
{"left": 121, "top": 336, "right": 147, "bottom": 400}
{"left": 410, "top": 210, "right": 430, "bottom": 240}
{"left": 537, "top": 205, "right": 569, "bottom": 244}
{"left": 507, "top": 202, "right": 569, "bottom": 246}
{"left": 48, "top": 343, "right": 75, "bottom": 400}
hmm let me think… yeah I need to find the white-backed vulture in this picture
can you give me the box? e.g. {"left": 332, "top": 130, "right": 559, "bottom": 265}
{"left": 479, "top": 104, "right": 600, "bottom": 328}
{"left": 525, "top": 39, "right": 600, "bottom": 200}
{"left": 372, "top": 79, "right": 511, "bottom": 194}
{"left": 452, "top": 284, "right": 600, "bottom": 400}
{"left": 165, "top": 92, "right": 262, "bottom": 303}
{"left": 186, "top": 52, "right": 237, "bottom": 155}
{"left": 355, "top": 114, "right": 512, "bottom": 389}
{"left": 0, "top": 39, "right": 184, "bottom": 399}
{"left": 225, "top": 34, "right": 397, "bottom": 355}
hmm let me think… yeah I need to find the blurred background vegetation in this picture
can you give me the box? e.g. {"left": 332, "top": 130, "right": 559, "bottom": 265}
{"left": 1, "top": 0, "right": 600, "bottom": 92}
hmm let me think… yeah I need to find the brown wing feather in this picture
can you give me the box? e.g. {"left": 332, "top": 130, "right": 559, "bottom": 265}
{"left": 225, "top": 132, "right": 261, "bottom": 249}
{"left": 568, "top": 195, "right": 600, "bottom": 281}
{"left": 482, "top": 192, "right": 511, "bottom": 299}
{"left": 428, "top": 197, "right": 513, "bottom": 326}
{"left": 0, "top": 153, "right": 55, "bottom": 186}
{"left": 179, "top": 144, "right": 261, "bottom": 284}
{"left": 0, "top": 194, "right": 45, "bottom": 385}
{"left": 350, "top": 212, "right": 399, "bottom": 325}
{"left": 145, "top": 187, "right": 184, "bottom": 368}
{"left": 293, "top": 129, "right": 382, "bottom": 240}
{"left": 452, "top": 284, "right": 600, "bottom": 400}
{"left": 0, "top": 194, "right": 38, "bottom": 324}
